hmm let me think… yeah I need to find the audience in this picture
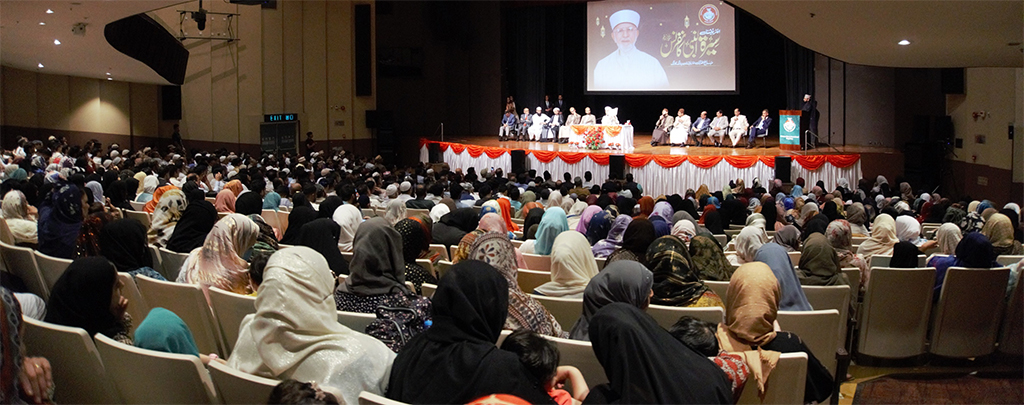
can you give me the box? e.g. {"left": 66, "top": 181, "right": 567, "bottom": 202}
{"left": 44, "top": 257, "right": 132, "bottom": 344}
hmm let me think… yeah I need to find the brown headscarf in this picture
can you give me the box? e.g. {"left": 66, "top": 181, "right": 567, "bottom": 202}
{"left": 716, "top": 262, "right": 782, "bottom": 397}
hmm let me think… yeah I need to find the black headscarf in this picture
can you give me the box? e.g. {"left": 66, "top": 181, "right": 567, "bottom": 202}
{"left": 291, "top": 192, "right": 311, "bottom": 209}
{"left": 761, "top": 197, "right": 778, "bottom": 227}
{"left": 297, "top": 218, "right": 349, "bottom": 275}
{"left": 44, "top": 257, "right": 123, "bottom": 338}
{"left": 280, "top": 206, "right": 317, "bottom": 245}
{"left": 385, "top": 260, "right": 551, "bottom": 404}
{"left": 521, "top": 208, "right": 545, "bottom": 240}
{"left": 106, "top": 180, "right": 132, "bottom": 211}
{"left": 680, "top": 198, "right": 699, "bottom": 221}
{"left": 234, "top": 192, "right": 263, "bottom": 216}
{"left": 317, "top": 196, "right": 343, "bottom": 219}
{"left": 702, "top": 211, "right": 726, "bottom": 235}
{"left": 586, "top": 303, "right": 732, "bottom": 404}
{"left": 99, "top": 219, "right": 153, "bottom": 273}
{"left": 822, "top": 201, "right": 842, "bottom": 222}
{"left": 434, "top": 208, "right": 478, "bottom": 247}
{"left": 720, "top": 198, "right": 747, "bottom": 226}
{"left": 595, "top": 194, "right": 614, "bottom": 210}
{"left": 124, "top": 177, "right": 139, "bottom": 202}
{"left": 621, "top": 218, "right": 656, "bottom": 258}
{"left": 889, "top": 241, "right": 920, "bottom": 268}
{"left": 801, "top": 214, "right": 830, "bottom": 241}
{"left": 164, "top": 198, "right": 218, "bottom": 253}
{"left": 667, "top": 194, "right": 686, "bottom": 214}
{"left": 616, "top": 197, "right": 637, "bottom": 218}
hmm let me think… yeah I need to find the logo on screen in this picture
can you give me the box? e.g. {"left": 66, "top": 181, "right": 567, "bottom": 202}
{"left": 783, "top": 118, "right": 797, "bottom": 133}
{"left": 699, "top": 4, "right": 719, "bottom": 25}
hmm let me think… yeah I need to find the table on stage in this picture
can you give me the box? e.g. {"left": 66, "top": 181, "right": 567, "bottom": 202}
{"left": 560, "top": 124, "right": 634, "bottom": 151}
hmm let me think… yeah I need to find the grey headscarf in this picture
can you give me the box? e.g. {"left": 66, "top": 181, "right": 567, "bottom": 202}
{"left": 336, "top": 217, "right": 409, "bottom": 296}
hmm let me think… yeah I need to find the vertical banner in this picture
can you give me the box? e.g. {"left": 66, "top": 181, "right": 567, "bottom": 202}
{"left": 778, "top": 109, "right": 802, "bottom": 151}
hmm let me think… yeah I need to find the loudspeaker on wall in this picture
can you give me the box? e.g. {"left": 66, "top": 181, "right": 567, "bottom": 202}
{"left": 774, "top": 156, "right": 791, "bottom": 183}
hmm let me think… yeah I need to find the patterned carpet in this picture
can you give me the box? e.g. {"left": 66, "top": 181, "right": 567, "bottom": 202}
{"left": 853, "top": 372, "right": 1024, "bottom": 404}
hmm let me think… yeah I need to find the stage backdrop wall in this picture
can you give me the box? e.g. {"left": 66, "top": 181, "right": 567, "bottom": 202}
{"left": 422, "top": 140, "right": 862, "bottom": 199}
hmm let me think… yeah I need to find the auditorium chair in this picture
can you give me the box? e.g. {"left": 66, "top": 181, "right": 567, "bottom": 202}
{"left": 704, "top": 280, "right": 730, "bottom": 304}
{"left": 999, "top": 270, "right": 1024, "bottom": 357}
{"left": 0, "top": 240, "right": 48, "bottom": 299}
{"left": 361, "top": 208, "right": 377, "bottom": 218}
{"left": 148, "top": 245, "right": 163, "bottom": 275}
{"left": 530, "top": 294, "right": 583, "bottom": 329}
{"left": 130, "top": 201, "right": 147, "bottom": 211}
{"left": 428, "top": 244, "right": 450, "bottom": 261}
{"left": 337, "top": 310, "right": 376, "bottom": 332}
{"left": 522, "top": 253, "right": 552, "bottom": 271}
{"left": 778, "top": 309, "right": 842, "bottom": 375}
{"left": 94, "top": 334, "right": 219, "bottom": 404}
{"left": 125, "top": 209, "right": 152, "bottom": 228}
{"left": 261, "top": 209, "right": 283, "bottom": 231}
{"left": 645, "top": 305, "right": 724, "bottom": 329}
{"left": 207, "top": 361, "right": 280, "bottom": 405}
{"left": 753, "top": 125, "right": 772, "bottom": 149}
{"left": 21, "top": 317, "right": 123, "bottom": 404}
{"left": 0, "top": 217, "right": 16, "bottom": 245}
{"left": 517, "top": 269, "right": 550, "bottom": 293}
{"left": 929, "top": 267, "right": 1010, "bottom": 358}
{"left": 996, "top": 255, "right": 1024, "bottom": 266}
{"left": 134, "top": 275, "right": 225, "bottom": 355}
{"left": 869, "top": 254, "right": 926, "bottom": 268}
{"left": 595, "top": 257, "right": 607, "bottom": 270}
{"left": 713, "top": 234, "right": 728, "bottom": 246}
{"left": 33, "top": 250, "right": 73, "bottom": 292}
{"left": 856, "top": 267, "right": 935, "bottom": 360}
{"left": 787, "top": 251, "right": 801, "bottom": 264}
{"left": 434, "top": 260, "right": 453, "bottom": 279}
{"left": 158, "top": 247, "right": 189, "bottom": 281}
{"left": 415, "top": 258, "right": 435, "bottom": 277}
{"left": 407, "top": 208, "right": 430, "bottom": 217}
{"left": 801, "top": 285, "right": 851, "bottom": 343}
{"left": 358, "top": 391, "right": 410, "bottom": 405}
{"left": 496, "top": 329, "right": 513, "bottom": 347}
{"left": 736, "top": 352, "right": 807, "bottom": 405}
{"left": 420, "top": 282, "right": 438, "bottom": 298}
{"left": 207, "top": 286, "right": 257, "bottom": 355}
{"left": 117, "top": 273, "right": 149, "bottom": 335}
{"left": 541, "top": 335, "right": 608, "bottom": 389}
{"left": 510, "top": 239, "right": 525, "bottom": 249}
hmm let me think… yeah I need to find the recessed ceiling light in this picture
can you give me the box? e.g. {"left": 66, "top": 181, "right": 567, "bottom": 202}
{"left": 39, "top": 22, "right": 45, "bottom": 25}
{"left": 107, "top": 77, "right": 113, "bottom": 81}
{"left": 106, "top": 72, "right": 111, "bottom": 76}
{"left": 45, "top": 9, "right": 54, "bottom": 14}
{"left": 53, "top": 39, "right": 61, "bottom": 45}
{"left": 37, "top": 63, "right": 44, "bottom": 68}
{"left": 898, "top": 39, "right": 911, "bottom": 46}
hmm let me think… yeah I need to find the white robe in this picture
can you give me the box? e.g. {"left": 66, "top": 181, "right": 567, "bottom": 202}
{"left": 670, "top": 114, "right": 692, "bottom": 144}
{"left": 528, "top": 113, "right": 549, "bottom": 139}
{"left": 593, "top": 46, "right": 669, "bottom": 90}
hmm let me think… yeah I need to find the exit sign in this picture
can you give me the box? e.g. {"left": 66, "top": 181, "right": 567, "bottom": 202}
{"left": 264, "top": 113, "right": 297, "bottom": 122}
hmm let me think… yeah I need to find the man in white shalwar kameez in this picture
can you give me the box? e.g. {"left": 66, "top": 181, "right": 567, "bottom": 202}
{"left": 593, "top": 9, "right": 669, "bottom": 90}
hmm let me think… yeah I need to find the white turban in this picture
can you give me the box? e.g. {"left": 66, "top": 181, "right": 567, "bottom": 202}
{"left": 609, "top": 9, "right": 640, "bottom": 29}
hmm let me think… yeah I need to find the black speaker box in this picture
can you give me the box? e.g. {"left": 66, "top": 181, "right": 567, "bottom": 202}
{"left": 511, "top": 150, "right": 526, "bottom": 173}
{"left": 428, "top": 144, "right": 441, "bottom": 163}
{"left": 941, "top": 68, "right": 965, "bottom": 95}
{"left": 609, "top": 155, "right": 625, "bottom": 180}
{"left": 774, "top": 156, "right": 791, "bottom": 183}
{"left": 161, "top": 86, "right": 182, "bottom": 121}
{"left": 354, "top": 4, "right": 372, "bottom": 96}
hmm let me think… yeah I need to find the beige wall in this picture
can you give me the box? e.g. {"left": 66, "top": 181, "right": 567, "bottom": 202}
{"left": 150, "top": 0, "right": 375, "bottom": 149}
{"left": 0, "top": 66, "right": 160, "bottom": 138}
{"left": 947, "top": 67, "right": 1023, "bottom": 171}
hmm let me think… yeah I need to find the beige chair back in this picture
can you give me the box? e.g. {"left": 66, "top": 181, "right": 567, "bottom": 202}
{"left": 841, "top": 268, "right": 860, "bottom": 296}
{"left": 787, "top": 250, "right": 802, "bottom": 264}
{"left": 207, "top": 361, "right": 280, "bottom": 405}
{"left": 869, "top": 254, "right": 926, "bottom": 268}
{"left": 0, "top": 217, "right": 15, "bottom": 245}
{"left": 158, "top": 247, "right": 189, "bottom": 281}
{"left": 996, "top": 255, "right": 1024, "bottom": 267}
{"left": 530, "top": 294, "right": 583, "bottom": 329}
{"left": 407, "top": 208, "right": 430, "bottom": 217}
{"left": 125, "top": 209, "right": 152, "bottom": 229}
{"left": 435, "top": 260, "right": 453, "bottom": 279}
{"left": 1000, "top": 267, "right": 1024, "bottom": 356}
{"left": 33, "top": 250, "right": 73, "bottom": 292}
{"left": 361, "top": 208, "right": 377, "bottom": 218}
{"left": 713, "top": 234, "right": 727, "bottom": 246}
{"left": 516, "top": 269, "right": 550, "bottom": 293}
{"left": 595, "top": 257, "right": 606, "bottom": 270}
{"left": 427, "top": 244, "right": 450, "bottom": 261}
{"left": 704, "top": 280, "right": 730, "bottom": 305}
{"left": 646, "top": 305, "right": 725, "bottom": 329}
{"left": 778, "top": 309, "right": 841, "bottom": 375}
{"left": 94, "top": 334, "right": 218, "bottom": 404}
{"left": 857, "top": 267, "right": 935, "bottom": 359}
{"left": 0, "top": 241, "right": 47, "bottom": 299}
{"left": 358, "top": 391, "right": 410, "bottom": 405}
{"left": 117, "top": 273, "right": 149, "bottom": 335}
{"left": 421, "top": 282, "right": 438, "bottom": 298}
{"left": 415, "top": 258, "right": 435, "bottom": 278}
{"left": 130, "top": 201, "right": 147, "bottom": 211}
{"left": 21, "top": 318, "right": 123, "bottom": 404}
{"left": 929, "top": 267, "right": 1010, "bottom": 358}
{"left": 148, "top": 245, "right": 163, "bottom": 275}
{"left": 522, "top": 253, "right": 551, "bottom": 271}
{"left": 261, "top": 209, "right": 282, "bottom": 231}
{"left": 337, "top": 310, "right": 376, "bottom": 332}
{"left": 801, "top": 285, "right": 851, "bottom": 343}
{"left": 134, "top": 275, "right": 224, "bottom": 354}
{"left": 207, "top": 286, "right": 257, "bottom": 356}
{"left": 736, "top": 352, "right": 807, "bottom": 405}
{"left": 542, "top": 335, "right": 608, "bottom": 389}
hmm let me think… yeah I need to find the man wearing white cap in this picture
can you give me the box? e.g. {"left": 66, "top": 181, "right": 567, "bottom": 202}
{"left": 593, "top": 9, "right": 669, "bottom": 90}
{"left": 397, "top": 181, "right": 414, "bottom": 202}
{"left": 528, "top": 107, "right": 549, "bottom": 142}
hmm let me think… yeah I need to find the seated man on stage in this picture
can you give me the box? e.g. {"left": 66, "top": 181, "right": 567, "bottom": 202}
{"left": 581, "top": 107, "right": 597, "bottom": 125}
{"left": 669, "top": 108, "right": 691, "bottom": 146}
{"left": 519, "top": 108, "right": 532, "bottom": 141}
{"left": 746, "top": 109, "right": 772, "bottom": 149}
{"left": 499, "top": 109, "right": 517, "bottom": 141}
{"left": 528, "top": 107, "right": 549, "bottom": 141}
{"left": 545, "top": 108, "right": 563, "bottom": 143}
{"left": 728, "top": 108, "right": 749, "bottom": 147}
{"left": 708, "top": 110, "right": 729, "bottom": 147}
{"left": 561, "top": 107, "right": 581, "bottom": 144}
{"left": 650, "top": 108, "right": 674, "bottom": 146}
{"left": 690, "top": 111, "right": 711, "bottom": 146}
{"left": 602, "top": 106, "right": 619, "bottom": 125}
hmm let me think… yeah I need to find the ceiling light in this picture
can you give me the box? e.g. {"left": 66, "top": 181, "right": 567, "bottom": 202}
{"left": 37, "top": 63, "right": 44, "bottom": 68}
{"left": 106, "top": 72, "right": 111, "bottom": 76}
{"left": 107, "top": 77, "right": 113, "bottom": 81}
{"left": 46, "top": 9, "right": 54, "bottom": 14}
{"left": 39, "top": 22, "right": 45, "bottom": 25}
{"left": 898, "top": 39, "right": 911, "bottom": 46}
{"left": 53, "top": 39, "right": 60, "bottom": 45}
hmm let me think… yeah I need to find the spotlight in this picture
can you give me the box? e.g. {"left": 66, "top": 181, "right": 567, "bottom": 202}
{"left": 53, "top": 39, "right": 61, "bottom": 45}
{"left": 898, "top": 39, "right": 911, "bottom": 46}
{"left": 46, "top": 9, "right": 54, "bottom": 14}
{"left": 37, "top": 63, "right": 44, "bottom": 68}
{"left": 192, "top": 0, "right": 207, "bottom": 31}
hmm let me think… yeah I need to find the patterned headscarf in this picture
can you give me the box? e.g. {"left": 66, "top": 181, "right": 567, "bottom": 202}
{"left": 593, "top": 215, "right": 632, "bottom": 258}
{"left": 982, "top": 213, "right": 1020, "bottom": 255}
{"left": 176, "top": 213, "right": 258, "bottom": 294}
{"left": 935, "top": 223, "right": 963, "bottom": 255}
{"left": 149, "top": 189, "right": 187, "bottom": 247}
{"left": 647, "top": 236, "right": 707, "bottom": 306}
{"left": 468, "top": 232, "right": 562, "bottom": 337}
{"left": 0, "top": 288, "right": 23, "bottom": 404}
{"left": 688, "top": 234, "right": 733, "bottom": 281}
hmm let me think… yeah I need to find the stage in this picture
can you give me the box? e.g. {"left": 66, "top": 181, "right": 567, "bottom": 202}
{"left": 420, "top": 136, "right": 901, "bottom": 198}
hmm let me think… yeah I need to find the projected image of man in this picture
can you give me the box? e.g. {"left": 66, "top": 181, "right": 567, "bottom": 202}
{"left": 593, "top": 9, "right": 669, "bottom": 90}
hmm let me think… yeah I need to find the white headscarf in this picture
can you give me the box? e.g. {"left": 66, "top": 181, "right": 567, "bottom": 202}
{"left": 429, "top": 203, "right": 450, "bottom": 223}
{"left": 228, "top": 246, "right": 395, "bottom": 403}
{"left": 735, "top": 225, "right": 768, "bottom": 263}
{"left": 333, "top": 204, "right": 362, "bottom": 252}
{"left": 671, "top": 220, "right": 696, "bottom": 243}
{"left": 546, "top": 190, "right": 565, "bottom": 210}
{"left": 1, "top": 190, "right": 37, "bottom": 244}
{"left": 857, "top": 214, "right": 897, "bottom": 262}
{"left": 894, "top": 215, "right": 921, "bottom": 243}
{"left": 1004, "top": 203, "right": 1021, "bottom": 216}
{"left": 935, "top": 223, "right": 962, "bottom": 255}
{"left": 384, "top": 199, "right": 407, "bottom": 226}
{"left": 565, "top": 201, "right": 588, "bottom": 230}
{"left": 534, "top": 232, "right": 599, "bottom": 298}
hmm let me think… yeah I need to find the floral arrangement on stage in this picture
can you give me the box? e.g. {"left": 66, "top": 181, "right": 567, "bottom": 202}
{"left": 582, "top": 127, "right": 605, "bottom": 150}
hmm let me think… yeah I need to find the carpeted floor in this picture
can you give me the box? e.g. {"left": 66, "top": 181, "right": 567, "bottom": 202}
{"left": 853, "top": 372, "right": 1024, "bottom": 404}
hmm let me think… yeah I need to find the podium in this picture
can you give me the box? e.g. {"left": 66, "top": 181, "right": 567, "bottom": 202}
{"left": 778, "top": 110, "right": 802, "bottom": 151}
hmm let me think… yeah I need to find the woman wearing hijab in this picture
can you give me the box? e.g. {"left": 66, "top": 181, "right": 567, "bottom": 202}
{"left": 336, "top": 218, "right": 426, "bottom": 312}
{"left": 385, "top": 261, "right": 552, "bottom": 404}
{"left": 606, "top": 218, "right": 656, "bottom": 264}
{"left": 647, "top": 236, "right": 723, "bottom": 308}
{"left": 702, "top": 210, "right": 728, "bottom": 239}
{"left": 534, "top": 232, "right": 599, "bottom": 298}
{"left": 800, "top": 214, "right": 830, "bottom": 242}
{"left": 569, "top": 261, "right": 653, "bottom": 341}
{"left": 143, "top": 185, "right": 176, "bottom": 214}
{"left": 888, "top": 241, "right": 921, "bottom": 268}
{"left": 135, "top": 176, "right": 158, "bottom": 203}
{"left": 574, "top": 205, "right": 604, "bottom": 235}
{"left": 982, "top": 213, "right": 1024, "bottom": 255}
{"left": 670, "top": 219, "right": 697, "bottom": 244}
{"left": 106, "top": 180, "right": 132, "bottom": 212}
{"left": 134, "top": 307, "right": 223, "bottom": 365}
{"left": 229, "top": 247, "right": 395, "bottom": 404}
{"left": 261, "top": 190, "right": 282, "bottom": 211}
{"left": 433, "top": 208, "right": 478, "bottom": 247}
{"left": 845, "top": 202, "right": 870, "bottom": 236}
{"left": 584, "top": 210, "right": 614, "bottom": 246}
{"left": 495, "top": 198, "right": 520, "bottom": 233}
{"left": 895, "top": 215, "right": 927, "bottom": 247}
{"left": 717, "top": 263, "right": 833, "bottom": 404}
{"left": 468, "top": 232, "right": 564, "bottom": 337}
{"left": 165, "top": 186, "right": 218, "bottom": 253}
{"left": 295, "top": 218, "right": 349, "bottom": 277}
{"left": 429, "top": 202, "right": 450, "bottom": 224}
{"left": 928, "top": 232, "right": 1001, "bottom": 298}
{"left": 524, "top": 207, "right": 567, "bottom": 255}
{"left": 99, "top": 219, "right": 164, "bottom": 280}
{"left": 731, "top": 226, "right": 768, "bottom": 266}
{"left": 333, "top": 204, "right": 363, "bottom": 253}
{"left": 593, "top": 215, "right": 631, "bottom": 258}
{"left": 999, "top": 208, "right": 1022, "bottom": 242}
{"left": 719, "top": 198, "right": 747, "bottom": 227}
{"left": 214, "top": 188, "right": 237, "bottom": 213}
{"left": 176, "top": 214, "right": 259, "bottom": 294}
{"left": 688, "top": 234, "right": 734, "bottom": 281}
{"left": 37, "top": 179, "right": 84, "bottom": 259}
{"left": 2, "top": 190, "right": 37, "bottom": 245}
{"left": 565, "top": 201, "right": 588, "bottom": 230}
{"left": 753, "top": 243, "right": 813, "bottom": 311}
{"left": 935, "top": 222, "right": 963, "bottom": 256}
{"left": 235, "top": 192, "right": 279, "bottom": 257}
{"left": 45, "top": 257, "right": 132, "bottom": 344}
{"left": 586, "top": 303, "right": 732, "bottom": 404}
{"left": 84, "top": 180, "right": 104, "bottom": 205}
{"left": 279, "top": 205, "right": 316, "bottom": 245}
{"left": 634, "top": 196, "right": 655, "bottom": 220}
{"left": 797, "top": 233, "right": 849, "bottom": 286}
{"left": 821, "top": 200, "right": 842, "bottom": 222}
{"left": 857, "top": 214, "right": 898, "bottom": 263}
{"left": 383, "top": 199, "right": 407, "bottom": 226}
{"left": 826, "top": 220, "right": 868, "bottom": 279}
{"left": 451, "top": 214, "right": 504, "bottom": 263}
{"left": 147, "top": 188, "right": 186, "bottom": 248}
{"left": 396, "top": 218, "right": 436, "bottom": 293}
{"left": 317, "top": 196, "right": 342, "bottom": 221}
{"left": 546, "top": 190, "right": 566, "bottom": 210}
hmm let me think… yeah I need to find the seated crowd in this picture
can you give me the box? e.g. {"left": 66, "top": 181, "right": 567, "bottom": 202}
{"left": 1, "top": 135, "right": 1021, "bottom": 404}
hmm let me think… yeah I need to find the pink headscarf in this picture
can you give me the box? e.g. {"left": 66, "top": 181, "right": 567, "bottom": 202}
{"left": 575, "top": 206, "right": 604, "bottom": 234}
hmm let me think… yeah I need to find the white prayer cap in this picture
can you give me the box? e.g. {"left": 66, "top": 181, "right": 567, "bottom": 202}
{"left": 553, "top": 108, "right": 560, "bottom": 113}
{"left": 322, "top": 168, "right": 331, "bottom": 176}
{"left": 609, "top": 9, "right": 640, "bottom": 29}
{"left": 386, "top": 184, "right": 399, "bottom": 197}
{"left": 400, "top": 181, "right": 412, "bottom": 192}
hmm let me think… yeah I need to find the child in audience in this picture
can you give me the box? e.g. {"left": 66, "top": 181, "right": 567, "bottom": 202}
{"left": 669, "top": 316, "right": 750, "bottom": 401}
{"left": 267, "top": 380, "right": 339, "bottom": 404}
{"left": 500, "top": 330, "right": 589, "bottom": 405}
